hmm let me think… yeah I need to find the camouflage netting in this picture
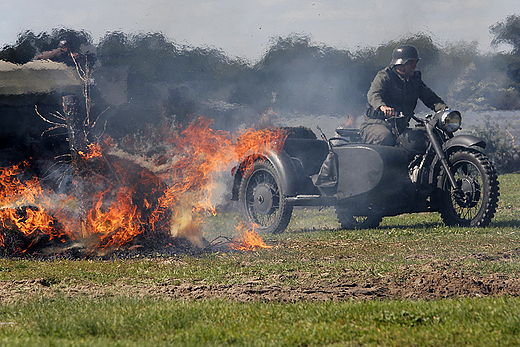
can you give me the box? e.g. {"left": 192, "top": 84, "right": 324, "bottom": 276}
{"left": 0, "top": 60, "right": 83, "bottom": 175}
{"left": 0, "top": 60, "right": 81, "bottom": 98}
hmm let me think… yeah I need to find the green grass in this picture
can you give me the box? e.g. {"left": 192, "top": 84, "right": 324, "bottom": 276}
{"left": 0, "top": 174, "right": 518, "bottom": 346}
{"left": 1, "top": 297, "right": 520, "bottom": 346}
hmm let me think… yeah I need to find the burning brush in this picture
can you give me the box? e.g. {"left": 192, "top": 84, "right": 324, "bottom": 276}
{"left": 230, "top": 223, "right": 271, "bottom": 251}
{"left": 0, "top": 115, "right": 286, "bottom": 257}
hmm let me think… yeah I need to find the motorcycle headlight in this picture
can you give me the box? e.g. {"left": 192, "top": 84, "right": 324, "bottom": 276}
{"left": 440, "top": 110, "right": 461, "bottom": 132}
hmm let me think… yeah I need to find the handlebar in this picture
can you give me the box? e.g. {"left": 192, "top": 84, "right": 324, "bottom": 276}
{"left": 384, "top": 112, "right": 406, "bottom": 122}
{"left": 410, "top": 114, "right": 424, "bottom": 124}
{"left": 385, "top": 113, "right": 425, "bottom": 125}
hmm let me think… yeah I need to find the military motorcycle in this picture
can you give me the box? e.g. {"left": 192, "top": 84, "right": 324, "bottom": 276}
{"left": 230, "top": 110, "right": 500, "bottom": 233}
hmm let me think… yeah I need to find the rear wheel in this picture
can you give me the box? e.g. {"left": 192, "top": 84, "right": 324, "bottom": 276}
{"left": 437, "top": 149, "right": 499, "bottom": 227}
{"left": 238, "top": 160, "right": 293, "bottom": 234}
{"left": 335, "top": 206, "right": 382, "bottom": 229}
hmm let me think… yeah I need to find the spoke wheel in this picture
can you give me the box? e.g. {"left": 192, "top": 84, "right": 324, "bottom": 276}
{"left": 238, "top": 160, "right": 292, "bottom": 234}
{"left": 437, "top": 149, "right": 499, "bottom": 227}
{"left": 335, "top": 206, "right": 382, "bottom": 230}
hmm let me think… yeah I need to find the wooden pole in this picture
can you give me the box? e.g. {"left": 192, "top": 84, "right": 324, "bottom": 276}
{"left": 62, "top": 94, "right": 88, "bottom": 164}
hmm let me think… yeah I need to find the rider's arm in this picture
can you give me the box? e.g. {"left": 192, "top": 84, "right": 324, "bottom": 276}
{"left": 367, "top": 69, "right": 395, "bottom": 118}
{"left": 415, "top": 73, "right": 447, "bottom": 112}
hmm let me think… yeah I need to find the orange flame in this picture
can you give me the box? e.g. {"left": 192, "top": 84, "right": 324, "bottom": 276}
{"left": 149, "top": 117, "right": 287, "bottom": 247}
{"left": 0, "top": 117, "right": 287, "bottom": 255}
{"left": 78, "top": 142, "right": 104, "bottom": 160}
{"left": 235, "top": 127, "right": 286, "bottom": 158}
{"left": 230, "top": 223, "right": 271, "bottom": 251}
{"left": 86, "top": 189, "right": 143, "bottom": 248}
{"left": 0, "top": 163, "right": 42, "bottom": 206}
{"left": 0, "top": 163, "right": 76, "bottom": 252}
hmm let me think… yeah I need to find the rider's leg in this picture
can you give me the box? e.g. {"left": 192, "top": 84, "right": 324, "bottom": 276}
{"left": 360, "top": 123, "right": 396, "bottom": 146}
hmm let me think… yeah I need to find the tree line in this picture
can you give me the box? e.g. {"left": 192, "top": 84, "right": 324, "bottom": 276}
{"left": 1, "top": 16, "right": 520, "bottom": 131}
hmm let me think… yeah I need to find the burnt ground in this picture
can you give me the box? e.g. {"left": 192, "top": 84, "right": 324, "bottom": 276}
{"left": 1, "top": 265, "right": 519, "bottom": 303}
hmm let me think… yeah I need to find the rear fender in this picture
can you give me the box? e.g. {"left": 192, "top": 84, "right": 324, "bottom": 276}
{"left": 231, "top": 150, "right": 299, "bottom": 200}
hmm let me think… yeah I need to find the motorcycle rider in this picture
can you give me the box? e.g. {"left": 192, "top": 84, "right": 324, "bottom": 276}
{"left": 33, "top": 40, "right": 84, "bottom": 67}
{"left": 360, "top": 45, "right": 447, "bottom": 146}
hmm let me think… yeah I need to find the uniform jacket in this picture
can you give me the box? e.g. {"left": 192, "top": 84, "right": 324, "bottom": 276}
{"left": 363, "top": 66, "right": 446, "bottom": 133}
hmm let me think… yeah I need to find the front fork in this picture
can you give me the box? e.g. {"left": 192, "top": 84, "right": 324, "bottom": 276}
{"left": 424, "top": 123, "right": 460, "bottom": 192}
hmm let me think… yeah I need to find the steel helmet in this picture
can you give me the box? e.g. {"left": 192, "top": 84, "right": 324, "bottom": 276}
{"left": 58, "top": 40, "right": 71, "bottom": 48}
{"left": 390, "top": 45, "right": 420, "bottom": 66}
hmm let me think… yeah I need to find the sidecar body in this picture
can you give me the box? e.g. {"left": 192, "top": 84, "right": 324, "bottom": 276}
{"left": 231, "top": 128, "right": 416, "bottom": 232}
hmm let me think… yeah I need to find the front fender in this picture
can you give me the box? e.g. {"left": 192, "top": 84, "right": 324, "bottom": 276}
{"left": 442, "top": 134, "right": 486, "bottom": 151}
{"left": 231, "top": 150, "right": 299, "bottom": 200}
{"left": 427, "top": 134, "right": 487, "bottom": 185}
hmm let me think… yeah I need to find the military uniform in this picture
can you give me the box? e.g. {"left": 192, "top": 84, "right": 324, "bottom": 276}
{"left": 34, "top": 47, "right": 77, "bottom": 67}
{"left": 360, "top": 66, "right": 446, "bottom": 145}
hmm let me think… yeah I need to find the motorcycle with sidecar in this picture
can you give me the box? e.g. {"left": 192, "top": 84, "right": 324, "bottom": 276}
{"left": 230, "top": 110, "right": 500, "bottom": 233}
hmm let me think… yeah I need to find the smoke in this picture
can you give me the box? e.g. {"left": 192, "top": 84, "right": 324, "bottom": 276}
{"left": 91, "top": 30, "right": 518, "bottom": 143}
{"left": 89, "top": 32, "right": 372, "bottom": 145}
{"left": 3, "top": 29, "right": 516, "bottom": 145}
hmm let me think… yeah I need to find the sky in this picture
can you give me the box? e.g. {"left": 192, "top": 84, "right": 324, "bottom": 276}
{"left": 1, "top": 0, "right": 518, "bottom": 61}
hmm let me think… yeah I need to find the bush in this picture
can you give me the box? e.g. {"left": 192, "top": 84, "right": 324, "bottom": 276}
{"left": 468, "top": 116, "right": 520, "bottom": 174}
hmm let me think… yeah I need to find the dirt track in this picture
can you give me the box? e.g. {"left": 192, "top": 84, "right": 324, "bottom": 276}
{"left": 2, "top": 267, "right": 519, "bottom": 303}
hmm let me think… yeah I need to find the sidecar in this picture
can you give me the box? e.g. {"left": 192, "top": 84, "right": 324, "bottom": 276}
{"left": 231, "top": 128, "right": 416, "bottom": 233}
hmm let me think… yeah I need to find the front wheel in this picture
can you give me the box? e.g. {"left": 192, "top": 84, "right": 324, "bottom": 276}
{"left": 437, "top": 149, "right": 499, "bottom": 227}
{"left": 238, "top": 160, "right": 293, "bottom": 234}
{"left": 335, "top": 206, "right": 382, "bottom": 230}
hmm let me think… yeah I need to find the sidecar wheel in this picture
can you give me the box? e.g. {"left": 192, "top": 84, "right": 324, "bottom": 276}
{"left": 335, "top": 207, "right": 382, "bottom": 230}
{"left": 437, "top": 149, "right": 499, "bottom": 227}
{"left": 238, "top": 160, "right": 293, "bottom": 234}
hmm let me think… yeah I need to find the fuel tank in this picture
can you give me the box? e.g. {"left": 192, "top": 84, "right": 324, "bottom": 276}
{"left": 334, "top": 144, "right": 411, "bottom": 201}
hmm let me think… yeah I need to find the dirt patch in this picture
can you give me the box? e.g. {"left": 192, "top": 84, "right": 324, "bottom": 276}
{"left": 2, "top": 269, "right": 520, "bottom": 303}
{"left": 390, "top": 271, "right": 519, "bottom": 299}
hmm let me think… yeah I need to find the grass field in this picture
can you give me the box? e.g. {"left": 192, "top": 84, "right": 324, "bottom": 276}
{"left": 0, "top": 174, "right": 518, "bottom": 346}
